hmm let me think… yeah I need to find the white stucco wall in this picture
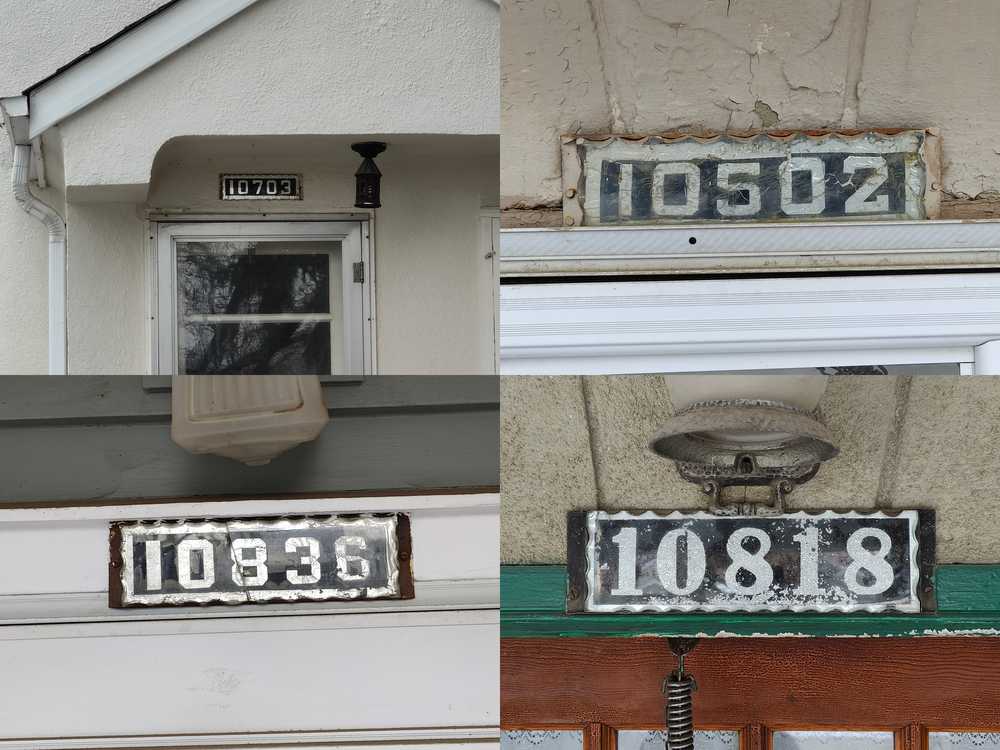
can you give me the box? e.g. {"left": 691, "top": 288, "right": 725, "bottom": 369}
{"left": 0, "top": 0, "right": 162, "bottom": 373}
{"left": 59, "top": 0, "right": 500, "bottom": 189}
{"left": 502, "top": 0, "right": 1000, "bottom": 208}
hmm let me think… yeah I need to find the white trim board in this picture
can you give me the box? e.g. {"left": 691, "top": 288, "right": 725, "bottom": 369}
{"left": 499, "top": 273, "right": 1000, "bottom": 374}
{"left": 0, "top": 611, "right": 499, "bottom": 739}
{"left": 0, "top": 727, "right": 498, "bottom": 750}
{"left": 0, "top": 494, "right": 499, "bottom": 612}
{"left": 0, "top": 491, "right": 499, "bottom": 523}
{"left": 25, "top": 0, "right": 262, "bottom": 139}
{"left": 0, "top": 578, "right": 499, "bottom": 626}
{"left": 500, "top": 220, "right": 1000, "bottom": 276}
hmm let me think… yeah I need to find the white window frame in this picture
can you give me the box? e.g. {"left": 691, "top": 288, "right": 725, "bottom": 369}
{"left": 500, "top": 271, "right": 1000, "bottom": 375}
{"left": 153, "top": 221, "right": 372, "bottom": 375}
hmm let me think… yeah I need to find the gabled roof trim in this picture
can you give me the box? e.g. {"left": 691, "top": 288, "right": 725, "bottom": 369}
{"left": 23, "top": 0, "right": 261, "bottom": 140}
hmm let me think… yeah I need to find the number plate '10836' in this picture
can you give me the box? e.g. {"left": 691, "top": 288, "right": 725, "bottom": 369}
{"left": 567, "top": 510, "right": 933, "bottom": 613}
{"left": 109, "top": 514, "right": 412, "bottom": 608}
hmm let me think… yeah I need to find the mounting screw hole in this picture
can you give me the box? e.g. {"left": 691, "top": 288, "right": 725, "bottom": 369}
{"left": 688, "top": 236, "right": 697, "bottom": 245}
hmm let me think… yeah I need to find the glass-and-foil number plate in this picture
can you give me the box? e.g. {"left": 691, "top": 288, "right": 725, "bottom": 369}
{"left": 567, "top": 510, "right": 934, "bottom": 613}
{"left": 109, "top": 513, "right": 413, "bottom": 608}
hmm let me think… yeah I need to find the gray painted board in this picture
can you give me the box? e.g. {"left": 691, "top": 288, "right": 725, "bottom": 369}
{"left": 0, "top": 377, "right": 498, "bottom": 504}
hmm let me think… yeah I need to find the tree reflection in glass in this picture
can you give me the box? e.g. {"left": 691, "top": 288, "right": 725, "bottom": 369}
{"left": 177, "top": 241, "right": 336, "bottom": 374}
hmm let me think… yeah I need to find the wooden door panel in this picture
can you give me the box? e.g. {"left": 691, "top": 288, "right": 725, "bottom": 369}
{"left": 501, "top": 637, "right": 1000, "bottom": 740}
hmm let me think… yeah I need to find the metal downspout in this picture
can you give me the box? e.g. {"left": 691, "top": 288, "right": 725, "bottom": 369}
{"left": 11, "top": 144, "right": 67, "bottom": 374}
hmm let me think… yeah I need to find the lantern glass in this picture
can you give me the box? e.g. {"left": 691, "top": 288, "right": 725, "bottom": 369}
{"left": 355, "top": 168, "right": 381, "bottom": 208}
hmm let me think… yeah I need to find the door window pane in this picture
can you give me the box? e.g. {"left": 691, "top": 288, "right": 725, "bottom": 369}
{"left": 182, "top": 321, "right": 331, "bottom": 374}
{"left": 501, "top": 730, "right": 583, "bottom": 750}
{"left": 773, "top": 731, "right": 894, "bottom": 750}
{"left": 930, "top": 734, "right": 1000, "bottom": 749}
{"left": 618, "top": 729, "right": 739, "bottom": 750}
{"left": 176, "top": 240, "right": 343, "bottom": 374}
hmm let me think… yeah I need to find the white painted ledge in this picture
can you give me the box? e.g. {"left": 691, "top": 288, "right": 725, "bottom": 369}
{"left": 500, "top": 220, "right": 1000, "bottom": 276}
{"left": 0, "top": 727, "right": 498, "bottom": 750}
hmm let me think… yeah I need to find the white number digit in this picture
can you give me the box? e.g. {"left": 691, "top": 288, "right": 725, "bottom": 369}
{"left": 616, "top": 162, "right": 634, "bottom": 219}
{"left": 844, "top": 155, "right": 889, "bottom": 214}
{"left": 655, "top": 528, "right": 706, "bottom": 596}
{"left": 177, "top": 538, "right": 215, "bottom": 589}
{"left": 143, "top": 539, "right": 162, "bottom": 591}
{"left": 792, "top": 526, "right": 820, "bottom": 596}
{"left": 252, "top": 179, "right": 264, "bottom": 195}
{"left": 286, "top": 537, "right": 321, "bottom": 585}
{"left": 231, "top": 537, "right": 268, "bottom": 587}
{"left": 610, "top": 526, "right": 642, "bottom": 595}
{"left": 716, "top": 162, "right": 761, "bottom": 217}
{"left": 266, "top": 179, "right": 278, "bottom": 196}
{"left": 845, "top": 528, "right": 894, "bottom": 595}
{"left": 237, "top": 179, "right": 249, "bottom": 195}
{"left": 781, "top": 156, "right": 826, "bottom": 215}
{"left": 652, "top": 162, "right": 701, "bottom": 217}
{"left": 280, "top": 179, "right": 293, "bottom": 195}
{"left": 335, "top": 536, "right": 371, "bottom": 582}
{"left": 725, "top": 528, "right": 773, "bottom": 596}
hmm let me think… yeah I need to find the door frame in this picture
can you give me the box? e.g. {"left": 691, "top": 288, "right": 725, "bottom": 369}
{"left": 151, "top": 219, "right": 372, "bottom": 375}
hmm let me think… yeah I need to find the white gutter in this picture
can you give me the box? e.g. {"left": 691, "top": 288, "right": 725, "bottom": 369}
{"left": 11, "top": 145, "right": 67, "bottom": 374}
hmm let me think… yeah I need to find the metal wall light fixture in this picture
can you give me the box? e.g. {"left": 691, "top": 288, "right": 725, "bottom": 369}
{"left": 650, "top": 375, "right": 839, "bottom": 514}
{"left": 352, "top": 141, "right": 387, "bottom": 208}
{"left": 651, "top": 377, "right": 839, "bottom": 748}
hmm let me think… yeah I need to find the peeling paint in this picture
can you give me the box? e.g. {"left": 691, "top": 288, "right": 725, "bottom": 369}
{"left": 754, "top": 99, "right": 780, "bottom": 127}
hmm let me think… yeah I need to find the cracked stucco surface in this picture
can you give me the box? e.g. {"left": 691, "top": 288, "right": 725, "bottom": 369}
{"left": 501, "top": 375, "right": 1000, "bottom": 564}
{"left": 502, "top": 0, "right": 998, "bottom": 207}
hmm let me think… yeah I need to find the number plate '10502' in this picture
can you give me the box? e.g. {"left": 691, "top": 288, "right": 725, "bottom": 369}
{"left": 567, "top": 510, "right": 934, "bottom": 614}
{"left": 564, "top": 130, "right": 940, "bottom": 226}
{"left": 109, "top": 514, "right": 413, "bottom": 608}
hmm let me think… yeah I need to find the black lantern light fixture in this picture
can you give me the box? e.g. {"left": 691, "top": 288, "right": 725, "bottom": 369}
{"left": 352, "top": 141, "right": 387, "bottom": 208}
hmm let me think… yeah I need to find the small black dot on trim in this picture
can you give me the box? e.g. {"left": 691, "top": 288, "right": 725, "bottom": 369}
{"left": 688, "top": 236, "right": 697, "bottom": 245}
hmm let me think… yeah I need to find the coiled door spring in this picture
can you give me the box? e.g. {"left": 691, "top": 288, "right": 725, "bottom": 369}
{"left": 663, "top": 638, "right": 698, "bottom": 750}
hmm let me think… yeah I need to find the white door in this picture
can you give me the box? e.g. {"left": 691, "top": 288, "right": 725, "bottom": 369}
{"left": 155, "top": 221, "right": 370, "bottom": 375}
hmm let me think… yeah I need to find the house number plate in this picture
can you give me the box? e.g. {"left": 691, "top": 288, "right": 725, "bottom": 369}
{"left": 564, "top": 130, "right": 940, "bottom": 226}
{"left": 220, "top": 174, "right": 302, "bottom": 200}
{"left": 566, "top": 510, "right": 934, "bottom": 613}
{"left": 109, "top": 514, "right": 413, "bottom": 607}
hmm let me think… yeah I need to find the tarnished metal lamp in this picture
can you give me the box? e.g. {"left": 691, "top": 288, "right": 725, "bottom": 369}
{"left": 352, "top": 141, "right": 387, "bottom": 208}
{"left": 651, "top": 375, "right": 839, "bottom": 514}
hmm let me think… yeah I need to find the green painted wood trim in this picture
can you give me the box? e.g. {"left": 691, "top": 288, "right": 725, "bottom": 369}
{"left": 935, "top": 564, "right": 1000, "bottom": 611}
{"left": 501, "top": 564, "right": 1000, "bottom": 638}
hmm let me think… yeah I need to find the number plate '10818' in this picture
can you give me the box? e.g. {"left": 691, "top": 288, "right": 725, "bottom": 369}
{"left": 567, "top": 510, "right": 932, "bottom": 614}
{"left": 109, "top": 514, "right": 412, "bottom": 608}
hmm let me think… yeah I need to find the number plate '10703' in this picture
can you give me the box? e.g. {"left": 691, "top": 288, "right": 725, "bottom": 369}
{"left": 109, "top": 514, "right": 412, "bottom": 608}
{"left": 567, "top": 510, "right": 932, "bottom": 614}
